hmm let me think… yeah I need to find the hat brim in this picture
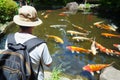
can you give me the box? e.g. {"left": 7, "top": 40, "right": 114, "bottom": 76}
{"left": 13, "top": 15, "right": 42, "bottom": 27}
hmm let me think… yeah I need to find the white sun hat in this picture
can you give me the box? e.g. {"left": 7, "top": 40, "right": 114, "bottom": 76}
{"left": 13, "top": 5, "right": 42, "bottom": 27}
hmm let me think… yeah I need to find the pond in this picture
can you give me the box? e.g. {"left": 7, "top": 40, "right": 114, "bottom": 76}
{"left": 1, "top": 9, "right": 120, "bottom": 79}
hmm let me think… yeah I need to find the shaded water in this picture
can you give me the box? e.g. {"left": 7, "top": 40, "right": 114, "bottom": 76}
{"left": 1, "top": 9, "right": 120, "bottom": 79}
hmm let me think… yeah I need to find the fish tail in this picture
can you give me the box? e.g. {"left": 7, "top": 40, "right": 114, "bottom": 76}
{"left": 108, "top": 61, "right": 115, "bottom": 66}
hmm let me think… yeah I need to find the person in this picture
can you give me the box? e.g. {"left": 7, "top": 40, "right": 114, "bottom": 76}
{"left": 5, "top": 5, "right": 52, "bottom": 80}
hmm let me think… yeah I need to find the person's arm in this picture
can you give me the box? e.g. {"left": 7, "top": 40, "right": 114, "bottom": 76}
{"left": 42, "top": 43, "right": 52, "bottom": 67}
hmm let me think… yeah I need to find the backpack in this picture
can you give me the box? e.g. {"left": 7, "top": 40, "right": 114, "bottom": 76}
{"left": 0, "top": 33, "right": 45, "bottom": 80}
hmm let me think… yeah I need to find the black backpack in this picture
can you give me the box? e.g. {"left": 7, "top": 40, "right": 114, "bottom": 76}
{"left": 0, "top": 33, "right": 45, "bottom": 80}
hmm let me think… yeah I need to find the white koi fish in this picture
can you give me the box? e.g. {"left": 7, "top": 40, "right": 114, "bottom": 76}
{"left": 90, "top": 38, "right": 98, "bottom": 55}
{"left": 50, "top": 25, "right": 67, "bottom": 28}
{"left": 67, "top": 30, "right": 88, "bottom": 36}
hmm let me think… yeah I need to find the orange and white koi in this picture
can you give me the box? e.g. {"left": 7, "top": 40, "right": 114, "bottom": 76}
{"left": 101, "top": 24, "right": 116, "bottom": 31}
{"left": 93, "top": 21, "right": 116, "bottom": 31}
{"left": 46, "top": 35, "right": 64, "bottom": 44}
{"left": 66, "top": 46, "right": 91, "bottom": 54}
{"left": 113, "top": 44, "right": 120, "bottom": 51}
{"left": 101, "top": 33, "right": 120, "bottom": 38}
{"left": 67, "top": 30, "right": 88, "bottom": 36}
{"left": 95, "top": 42, "right": 120, "bottom": 56}
{"left": 83, "top": 62, "right": 114, "bottom": 75}
{"left": 72, "top": 36, "right": 92, "bottom": 42}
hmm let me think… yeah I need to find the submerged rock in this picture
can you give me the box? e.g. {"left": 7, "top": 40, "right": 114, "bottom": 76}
{"left": 99, "top": 66, "right": 120, "bottom": 80}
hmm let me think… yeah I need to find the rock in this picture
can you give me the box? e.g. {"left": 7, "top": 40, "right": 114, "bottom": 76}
{"left": 65, "top": 2, "right": 79, "bottom": 14}
{"left": 99, "top": 66, "right": 120, "bottom": 80}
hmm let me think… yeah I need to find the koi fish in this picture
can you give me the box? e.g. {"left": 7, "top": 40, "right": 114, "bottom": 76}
{"left": 95, "top": 42, "right": 120, "bottom": 56}
{"left": 46, "top": 10, "right": 53, "bottom": 13}
{"left": 72, "top": 24, "right": 90, "bottom": 33}
{"left": 93, "top": 21, "right": 104, "bottom": 25}
{"left": 101, "top": 24, "right": 116, "bottom": 31}
{"left": 67, "top": 30, "right": 88, "bottom": 36}
{"left": 58, "top": 12, "right": 68, "bottom": 16}
{"left": 72, "top": 36, "right": 92, "bottom": 42}
{"left": 101, "top": 33, "right": 120, "bottom": 38}
{"left": 50, "top": 25, "right": 67, "bottom": 28}
{"left": 46, "top": 35, "right": 64, "bottom": 44}
{"left": 94, "top": 22, "right": 116, "bottom": 31}
{"left": 113, "top": 44, "right": 120, "bottom": 51}
{"left": 43, "top": 14, "right": 49, "bottom": 19}
{"left": 83, "top": 62, "right": 114, "bottom": 75}
{"left": 90, "top": 38, "right": 98, "bottom": 55}
{"left": 66, "top": 46, "right": 91, "bottom": 54}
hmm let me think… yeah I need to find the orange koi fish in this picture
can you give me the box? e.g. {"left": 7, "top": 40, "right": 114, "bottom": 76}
{"left": 46, "top": 10, "right": 53, "bottom": 13}
{"left": 72, "top": 24, "right": 90, "bottom": 33}
{"left": 101, "top": 33, "right": 120, "bottom": 38}
{"left": 46, "top": 35, "right": 64, "bottom": 44}
{"left": 83, "top": 62, "right": 114, "bottom": 75}
{"left": 67, "top": 30, "right": 88, "bottom": 36}
{"left": 58, "top": 12, "right": 68, "bottom": 16}
{"left": 113, "top": 44, "right": 120, "bottom": 51}
{"left": 66, "top": 46, "right": 91, "bottom": 54}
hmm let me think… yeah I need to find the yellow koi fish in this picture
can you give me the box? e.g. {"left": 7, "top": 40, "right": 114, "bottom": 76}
{"left": 66, "top": 46, "right": 91, "bottom": 54}
{"left": 46, "top": 35, "right": 64, "bottom": 44}
{"left": 101, "top": 33, "right": 120, "bottom": 38}
{"left": 83, "top": 62, "right": 114, "bottom": 75}
{"left": 43, "top": 14, "right": 49, "bottom": 19}
{"left": 67, "top": 30, "right": 88, "bottom": 36}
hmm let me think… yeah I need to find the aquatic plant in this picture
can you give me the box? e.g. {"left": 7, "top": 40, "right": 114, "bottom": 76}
{"left": 50, "top": 64, "right": 63, "bottom": 80}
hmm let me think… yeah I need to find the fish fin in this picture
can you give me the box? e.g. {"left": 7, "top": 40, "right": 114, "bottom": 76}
{"left": 77, "top": 39, "right": 79, "bottom": 42}
{"left": 118, "top": 48, "right": 120, "bottom": 51}
{"left": 110, "top": 53, "right": 113, "bottom": 56}
{"left": 90, "top": 72, "right": 94, "bottom": 76}
{"left": 106, "top": 52, "right": 109, "bottom": 55}
{"left": 72, "top": 51, "right": 75, "bottom": 53}
{"left": 96, "top": 71, "right": 100, "bottom": 74}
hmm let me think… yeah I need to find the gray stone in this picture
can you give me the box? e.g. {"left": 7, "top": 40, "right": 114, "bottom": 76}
{"left": 99, "top": 66, "right": 120, "bottom": 80}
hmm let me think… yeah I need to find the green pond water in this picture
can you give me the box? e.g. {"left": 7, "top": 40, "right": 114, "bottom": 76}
{"left": 1, "top": 9, "right": 120, "bottom": 79}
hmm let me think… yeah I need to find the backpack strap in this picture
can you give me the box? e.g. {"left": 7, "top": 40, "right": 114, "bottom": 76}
{"left": 7, "top": 33, "right": 16, "bottom": 44}
{"left": 24, "top": 37, "right": 45, "bottom": 53}
{"left": 7, "top": 33, "right": 46, "bottom": 52}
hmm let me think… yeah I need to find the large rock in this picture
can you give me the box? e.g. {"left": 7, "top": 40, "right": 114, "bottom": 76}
{"left": 65, "top": 2, "right": 79, "bottom": 14}
{"left": 100, "top": 66, "right": 120, "bottom": 80}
